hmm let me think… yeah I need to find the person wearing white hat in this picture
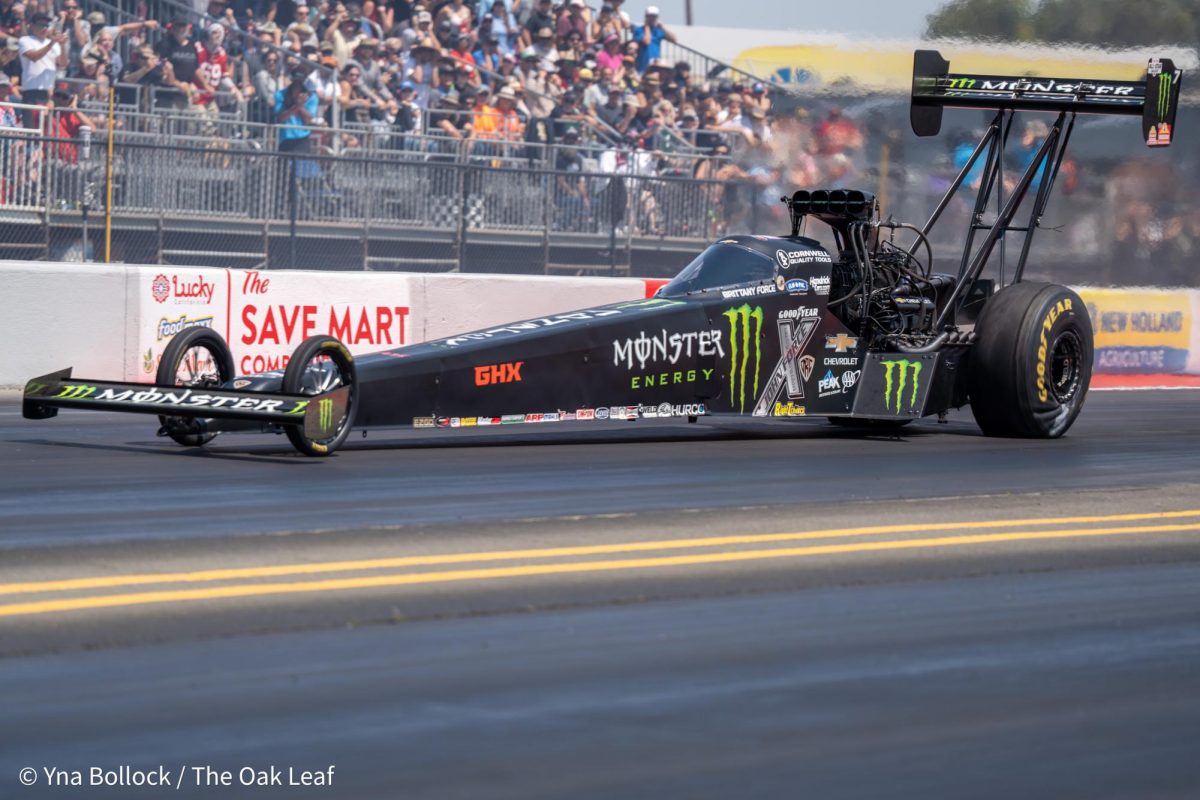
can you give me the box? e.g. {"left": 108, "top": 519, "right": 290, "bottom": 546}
{"left": 632, "top": 4, "right": 673, "bottom": 74}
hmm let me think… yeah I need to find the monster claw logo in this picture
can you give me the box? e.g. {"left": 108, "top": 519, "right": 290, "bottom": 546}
{"left": 723, "top": 304, "right": 763, "bottom": 413}
{"left": 55, "top": 384, "right": 96, "bottom": 400}
{"left": 1158, "top": 73, "right": 1171, "bottom": 120}
{"left": 880, "top": 359, "right": 923, "bottom": 415}
{"left": 317, "top": 398, "right": 334, "bottom": 434}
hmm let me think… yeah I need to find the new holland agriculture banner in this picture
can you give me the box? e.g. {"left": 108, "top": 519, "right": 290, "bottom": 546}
{"left": 1077, "top": 288, "right": 1192, "bottom": 375}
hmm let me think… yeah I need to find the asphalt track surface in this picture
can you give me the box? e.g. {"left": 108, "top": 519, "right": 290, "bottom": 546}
{"left": 2, "top": 390, "right": 1199, "bottom": 799}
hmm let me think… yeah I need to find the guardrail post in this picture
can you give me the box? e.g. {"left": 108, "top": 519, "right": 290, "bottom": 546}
{"left": 288, "top": 152, "right": 298, "bottom": 270}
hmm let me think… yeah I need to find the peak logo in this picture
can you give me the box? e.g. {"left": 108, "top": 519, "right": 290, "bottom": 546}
{"left": 723, "top": 304, "right": 763, "bottom": 413}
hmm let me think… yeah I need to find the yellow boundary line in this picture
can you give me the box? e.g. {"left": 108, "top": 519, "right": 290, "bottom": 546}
{"left": 3, "top": 509, "right": 1198, "bottom": 597}
{"left": 1, "top": 520, "right": 1198, "bottom": 618}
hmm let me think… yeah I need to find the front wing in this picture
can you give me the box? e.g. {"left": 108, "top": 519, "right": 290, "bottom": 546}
{"left": 22, "top": 369, "right": 350, "bottom": 441}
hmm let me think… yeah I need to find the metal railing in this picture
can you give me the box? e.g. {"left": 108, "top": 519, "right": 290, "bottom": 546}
{"left": 0, "top": 129, "right": 756, "bottom": 272}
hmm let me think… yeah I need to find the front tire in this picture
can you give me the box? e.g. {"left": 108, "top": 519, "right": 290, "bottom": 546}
{"left": 968, "top": 281, "right": 1092, "bottom": 438}
{"left": 156, "top": 327, "right": 235, "bottom": 447}
{"left": 282, "top": 336, "right": 357, "bottom": 456}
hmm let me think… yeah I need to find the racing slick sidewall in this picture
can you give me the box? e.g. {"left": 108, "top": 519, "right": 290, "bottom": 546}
{"left": 970, "top": 282, "right": 1092, "bottom": 438}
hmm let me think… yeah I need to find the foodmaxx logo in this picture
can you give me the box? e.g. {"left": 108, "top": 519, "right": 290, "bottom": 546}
{"left": 881, "top": 359, "right": 923, "bottom": 415}
{"left": 723, "top": 304, "right": 763, "bottom": 413}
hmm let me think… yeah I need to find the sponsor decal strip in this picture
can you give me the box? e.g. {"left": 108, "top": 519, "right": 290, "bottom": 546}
{"left": 2, "top": 512, "right": 1199, "bottom": 616}
{"left": 28, "top": 378, "right": 314, "bottom": 422}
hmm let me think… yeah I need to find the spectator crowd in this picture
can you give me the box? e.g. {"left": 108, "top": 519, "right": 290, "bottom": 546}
{"left": 1, "top": 0, "right": 886, "bottom": 237}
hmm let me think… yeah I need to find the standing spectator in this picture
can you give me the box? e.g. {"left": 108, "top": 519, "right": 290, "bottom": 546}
{"left": 491, "top": 83, "right": 523, "bottom": 140}
{"left": 578, "top": 67, "right": 602, "bottom": 112}
{"left": 1, "top": 36, "right": 19, "bottom": 82}
{"left": 556, "top": 0, "right": 590, "bottom": 48}
{"left": 155, "top": 16, "right": 202, "bottom": 111}
{"left": 745, "top": 81, "right": 769, "bottom": 114}
{"left": 1, "top": 0, "right": 23, "bottom": 36}
{"left": 555, "top": 127, "right": 589, "bottom": 229}
{"left": 56, "top": 0, "right": 88, "bottom": 76}
{"left": 80, "top": 19, "right": 159, "bottom": 86}
{"left": 0, "top": 72, "right": 19, "bottom": 125}
{"left": 119, "top": 44, "right": 167, "bottom": 109}
{"left": 338, "top": 60, "right": 386, "bottom": 125}
{"left": 520, "top": 0, "right": 555, "bottom": 45}
{"left": 631, "top": 6, "right": 673, "bottom": 74}
{"left": 18, "top": 12, "right": 68, "bottom": 125}
{"left": 390, "top": 78, "right": 420, "bottom": 145}
{"left": 595, "top": 33, "right": 621, "bottom": 73}
{"left": 548, "top": 87, "right": 589, "bottom": 140}
{"left": 276, "top": 70, "right": 318, "bottom": 152}
{"left": 308, "top": 45, "right": 338, "bottom": 121}
{"left": 517, "top": 47, "right": 554, "bottom": 118}
{"left": 473, "top": 32, "right": 501, "bottom": 73}
{"left": 530, "top": 25, "right": 557, "bottom": 69}
{"left": 595, "top": 83, "right": 625, "bottom": 131}
{"left": 406, "top": 36, "right": 440, "bottom": 108}
{"left": 480, "top": 0, "right": 516, "bottom": 55}
{"left": 48, "top": 83, "right": 96, "bottom": 164}
{"left": 592, "top": 5, "right": 620, "bottom": 43}
{"left": 251, "top": 47, "right": 282, "bottom": 120}
{"left": 436, "top": 0, "right": 473, "bottom": 37}
{"left": 607, "top": 0, "right": 631, "bottom": 34}
{"left": 814, "top": 106, "right": 863, "bottom": 156}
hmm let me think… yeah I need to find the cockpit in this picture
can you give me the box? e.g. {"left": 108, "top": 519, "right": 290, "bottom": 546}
{"left": 657, "top": 235, "right": 831, "bottom": 298}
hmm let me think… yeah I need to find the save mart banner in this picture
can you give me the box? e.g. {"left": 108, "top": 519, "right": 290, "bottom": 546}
{"left": 1077, "top": 287, "right": 1192, "bottom": 374}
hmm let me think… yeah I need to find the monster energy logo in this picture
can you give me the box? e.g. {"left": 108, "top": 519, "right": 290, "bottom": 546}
{"left": 318, "top": 398, "right": 334, "bottom": 434}
{"left": 1157, "top": 73, "right": 1171, "bottom": 120}
{"left": 881, "top": 359, "right": 923, "bottom": 415}
{"left": 946, "top": 77, "right": 976, "bottom": 89}
{"left": 55, "top": 384, "right": 96, "bottom": 400}
{"left": 722, "top": 304, "right": 763, "bottom": 413}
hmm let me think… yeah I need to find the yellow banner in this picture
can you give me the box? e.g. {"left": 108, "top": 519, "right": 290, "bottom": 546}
{"left": 735, "top": 44, "right": 1148, "bottom": 94}
{"left": 1079, "top": 289, "right": 1190, "bottom": 350}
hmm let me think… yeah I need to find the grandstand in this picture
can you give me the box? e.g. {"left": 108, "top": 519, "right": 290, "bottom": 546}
{"left": 1, "top": 0, "right": 1197, "bottom": 284}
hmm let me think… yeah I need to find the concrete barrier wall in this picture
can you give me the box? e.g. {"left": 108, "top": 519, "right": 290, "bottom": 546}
{"left": 1, "top": 260, "right": 1196, "bottom": 387}
{"left": 0, "top": 261, "right": 660, "bottom": 386}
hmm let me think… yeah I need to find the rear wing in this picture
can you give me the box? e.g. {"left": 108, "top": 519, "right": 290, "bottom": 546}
{"left": 911, "top": 49, "right": 1182, "bottom": 147}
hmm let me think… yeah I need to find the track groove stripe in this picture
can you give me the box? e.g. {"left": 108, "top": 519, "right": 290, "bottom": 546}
{"left": 2, "top": 521, "right": 1199, "bottom": 618}
{"left": 3, "top": 509, "right": 1199, "bottom": 596}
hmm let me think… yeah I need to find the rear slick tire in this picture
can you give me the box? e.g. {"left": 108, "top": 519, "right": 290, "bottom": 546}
{"left": 282, "top": 335, "right": 357, "bottom": 457}
{"left": 156, "top": 326, "right": 236, "bottom": 447}
{"left": 968, "top": 281, "right": 1092, "bottom": 438}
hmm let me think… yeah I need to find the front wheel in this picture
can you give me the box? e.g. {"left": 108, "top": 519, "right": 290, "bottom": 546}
{"left": 968, "top": 281, "right": 1092, "bottom": 438}
{"left": 282, "top": 335, "right": 357, "bottom": 456}
{"left": 156, "top": 326, "right": 235, "bottom": 447}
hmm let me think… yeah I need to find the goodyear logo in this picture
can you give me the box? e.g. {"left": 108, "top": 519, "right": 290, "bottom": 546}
{"left": 723, "top": 304, "right": 763, "bottom": 413}
{"left": 1036, "top": 298, "right": 1073, "bottom": 402}
{"left": 881, "top": 359, "right": 922, "bottom": 415}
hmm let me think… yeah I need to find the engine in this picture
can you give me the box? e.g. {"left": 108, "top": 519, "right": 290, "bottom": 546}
{"left": 784, "top": 189, "right": 954, "bottom": 348}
